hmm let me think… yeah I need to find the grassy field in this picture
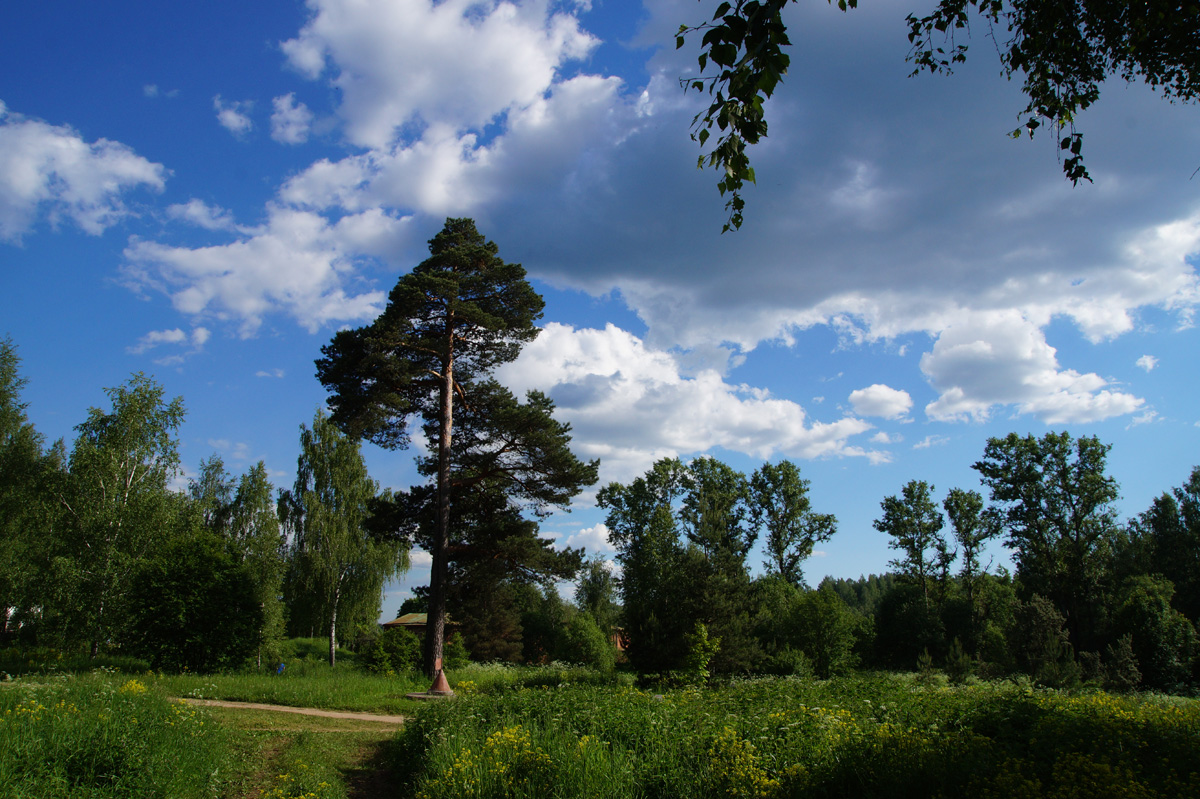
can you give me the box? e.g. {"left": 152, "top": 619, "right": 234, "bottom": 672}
{"left": 393, "top": 675, "right": 1200, "bottom": 799}
{"left": 3, "top": 661, "right": 1199, "bottom": 798}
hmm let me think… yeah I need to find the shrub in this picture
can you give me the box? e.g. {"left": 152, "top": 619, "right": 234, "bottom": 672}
{"left": 362, "top": 628, "right": 422, "bottom": 674}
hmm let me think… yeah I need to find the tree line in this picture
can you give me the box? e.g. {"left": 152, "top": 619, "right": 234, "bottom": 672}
{"left": 0, "top": 219, "right": 600, "bottom": 678}
{"left": 0, "top": 340, "right": 412, "bottom": 671}
{"left": 596, "top": 436, "right": 1200, "bottom": 693}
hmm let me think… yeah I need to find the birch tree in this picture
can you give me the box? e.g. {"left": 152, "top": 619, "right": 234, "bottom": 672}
{"left": 281, "top": 410, "right": 408, "bottom": 667}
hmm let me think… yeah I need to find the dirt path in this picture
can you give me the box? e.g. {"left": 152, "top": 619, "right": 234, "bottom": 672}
{"left": 182, "top": 698, "right": 406, "bottom": 725}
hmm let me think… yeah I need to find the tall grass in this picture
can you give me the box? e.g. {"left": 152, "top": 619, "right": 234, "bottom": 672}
{"left": 394, "top": 675, "right": 1200, "bottom": 799}
{"left": 155, "top": 666, "right": 428, "bottom": 714}
{"left": 0, "top": 646, "right": 148, "bottom": 678}
{"left": 0, "top": 672, "right": 230, "bottom": 798}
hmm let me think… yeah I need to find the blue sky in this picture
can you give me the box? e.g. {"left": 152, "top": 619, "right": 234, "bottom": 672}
{"left": 3, "top": 0, "right": 1199, "bottom": 619}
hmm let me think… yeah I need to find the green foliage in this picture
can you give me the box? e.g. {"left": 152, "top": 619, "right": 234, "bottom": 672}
{"left": 51, "top": 373, "right": 187, "bottom": 655}
{"left": 793, "top": 585, "right": 860, "bottom": 679}
{"left": 750, "top": 460, "right": 836, "bottom": 589}
{"left": 975, "top": 431, "right": 1119, "bottom": 653}
{"left": 362, "top": 627, "right": 422, "bottom": 674}
{"left": 1104, "top": 633, "right": 1142, "bottom": 693}
{"left": 575, "top": 555, "right": 620, "bottom": 636}
{"left": 602, "top": 456, "right": 833, "bottom": 676}
{"left": 317, "top": 218, "right": 591, "bottom": 677}
{"left": 874, "top": 480, "right": 950, "bottom": 607}
{"left": 561, "top": 612, "right": 617, "bottom": 672}
{"left": 1114, "top": 574, "right": 1197, "bottom": 693}
{"left": 681, "top": 622, "right": 721, "bottom": 683}
{"left": 0, "top": 337, "right": 54, "bottom": 643}
{"left": 1009, "top": 594, "right": 1080, "bottom": 688}
{"left": 396, "top": 676, "right": 1200, "bottom": 799}
{"left": 0, "top": 673, "right": 231, "bottom": 798}
{"left": 945, "top": 637, "right": 972, "bottom": 684}
{"left": 126, "top": 529, "right": 262, "bottom": 673}
{"left": 280, "top": 410, "right": 408, "bottom": 667}
{"left": 907, "top": 0, "right": 1200, "bottom": 185}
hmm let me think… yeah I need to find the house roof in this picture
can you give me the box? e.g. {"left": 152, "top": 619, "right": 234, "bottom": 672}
{"left": 381, "top": 612, "right": 458, "bottom": 628}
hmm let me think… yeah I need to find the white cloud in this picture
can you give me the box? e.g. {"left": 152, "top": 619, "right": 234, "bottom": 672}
{"left": 123, "top": 205, "right": 411, "bottom": 335}
{"left": 849, "top": 384, "right": 912, "bottom": 419}
{"left": 496, "top": 323, "right": 878, "bottom": 483}
{"left": 871, "top": 431, "right": 900, "bottom": 444}
{"left": 913, "top": 435, "right": 950, "bottom": 450}
{"left": 1136, "top": 354, "right": 1158, "bottom": 372}
{"left": 921, "top": 310, "right": 1144, "bottom": 424}
{"left": 167, "top": 199, "right": 237, "bottom": 231}
{"left": 1128, "top": 410, "right": 1159, "bottom": 427}
{"left": 127, "top": 326, "right": 210, "bottom": 360}
{"left": 281, "top": 0, "right": 600, "bottom": 149}
{"left": 213, "top": 95, "right": 253, "bottom": 137}
{"left": 563, "top": 523, "right": 612, "bottom": 553}
{"left": 256, "top": 368, "right": 285, "bottom": 378}
{"left": 0, "top": 103, "right": 166, "bottom": 241}
{"left": 270, "top": 93, "right": 314, "bottom": 144}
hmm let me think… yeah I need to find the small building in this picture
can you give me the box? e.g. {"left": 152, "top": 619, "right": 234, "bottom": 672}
{"left": 381, "top": 612, "right": 458, "bottom": 638}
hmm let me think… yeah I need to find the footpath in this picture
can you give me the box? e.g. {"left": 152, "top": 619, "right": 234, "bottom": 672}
{"left": 181, "top": 697, "right": 406, "bottom": 725}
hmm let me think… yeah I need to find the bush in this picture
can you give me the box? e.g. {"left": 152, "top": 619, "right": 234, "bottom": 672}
{"left": 125, "top": 531, "right": 262, "bottom": 673}
{"left": 361, "top": 627, "right": 422, "bottom": 674}
{"left": 561, "top": 613, "right": 617, "bottom": 671}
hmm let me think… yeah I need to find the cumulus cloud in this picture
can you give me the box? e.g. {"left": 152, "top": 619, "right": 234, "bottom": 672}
{"left": 920, "top": 310, "right": 1144, "bottom": 424}
{"left": 281, "top": 0, "right": 600, "bottom": 149}
{"left": 123, "top": 205, "right": 411, "bottom": 335}
{"left": 496, "top": 323, "right": 878, "bottom": 482}
{"left": 270, "top": 93, "right": 314, "bottom": 144}
{"left": 119, "top": 0, "right": 1199, "bottom": 435}
{"left": 0, "top": 102, "right": 166, "bottom": 241}
{"left": 213, "top": 95, "right": 253, "bottom": 136}
{"left": 563, "top": 523, "right": 612, "bottom": 552}
{"left": 167, "top": 199, "right": 238, "bottom": 231}
{"left": 256, "top": 368, "right": 285, "bottom": 378}
{"left": 849, "top": 384, "right": 912, "bottom": 420}
{"left": 1136, "top": 355, "right": 1159, "bottom": 372}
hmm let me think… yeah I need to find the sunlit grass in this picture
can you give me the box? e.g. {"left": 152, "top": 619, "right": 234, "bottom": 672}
{"left": 0, "top": 672, "right": 230, "bottom": 798}
{"left": 395, "top": 676, "right": 1200, "bottom": 799}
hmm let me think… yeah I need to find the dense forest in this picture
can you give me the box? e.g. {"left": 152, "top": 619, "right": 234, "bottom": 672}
{"left": 3, "top": 333, "right": 1198, "bottom": 695}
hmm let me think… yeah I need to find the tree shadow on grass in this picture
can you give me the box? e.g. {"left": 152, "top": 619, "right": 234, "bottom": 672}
{"left": 343, "top": 735, "right": 414, "bottom": 799}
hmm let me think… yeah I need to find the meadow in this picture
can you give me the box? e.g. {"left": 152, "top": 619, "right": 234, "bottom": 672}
{"left": 2, "top": 656, "right": 1198, "bottom": 799}
{"left": 394, "top": 673, "right": 1200, "bottom": 799}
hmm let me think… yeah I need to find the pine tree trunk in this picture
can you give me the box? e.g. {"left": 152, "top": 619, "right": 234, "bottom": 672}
{"left": 425, "top": 333, "right": 454, "bottom": 678}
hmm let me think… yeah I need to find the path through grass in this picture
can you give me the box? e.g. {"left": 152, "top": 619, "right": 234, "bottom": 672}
{"left": 210, "top": 706, "right": 404, "bottom": 799}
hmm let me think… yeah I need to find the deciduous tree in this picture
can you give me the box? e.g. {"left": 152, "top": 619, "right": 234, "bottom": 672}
{"left": 973, "top": 431, "right": 1119, "bottom": 652}
{"left": 750, "top": 460, "right": 836, "bottom": 588}
{"left": 280, "top": 410, "right": 408, "bottom": 667}
{"left": 874, "top": 480, "right": 949, "bottom": 608}
{"left": 53, "top": 373, "right": 185, "bottom": 656}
